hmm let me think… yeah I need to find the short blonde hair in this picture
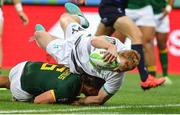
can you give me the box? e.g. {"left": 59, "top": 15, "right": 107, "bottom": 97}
{"left": 117, "top": 50, "right": 140, "bottom": 72}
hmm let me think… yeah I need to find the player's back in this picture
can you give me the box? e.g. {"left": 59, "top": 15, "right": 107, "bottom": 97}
{"left": 20, "top": 61, "right": 82, "bottom": 99}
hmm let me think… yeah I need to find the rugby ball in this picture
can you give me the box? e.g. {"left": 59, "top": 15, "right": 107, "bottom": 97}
{"left": 89, "top": 48, "right": 120, "bottom": 70}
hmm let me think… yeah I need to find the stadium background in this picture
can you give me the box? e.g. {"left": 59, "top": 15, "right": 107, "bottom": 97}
{"left": 2, "top": 0, "right": 180, "bottom": 74}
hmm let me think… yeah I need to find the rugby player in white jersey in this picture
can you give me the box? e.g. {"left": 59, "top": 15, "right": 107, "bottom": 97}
{"left": 33, "top": 3, "right": 142, "bottom": 105}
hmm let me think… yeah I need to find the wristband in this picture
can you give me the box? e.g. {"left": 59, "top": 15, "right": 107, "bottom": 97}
{"left": 165, "top": 4, "right": 172, "bottom": 13}
{"left": 15, "top": 3, "right": 23, "bottom": 12}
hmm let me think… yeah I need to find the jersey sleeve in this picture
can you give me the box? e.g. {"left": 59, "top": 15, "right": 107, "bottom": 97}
{"left": 113, "top": 37, "right": 131, "bottom": 51}
{"left": 51, "top": 89, "right": 74, "bottom": 103}
{"left": 102, "top": 71, "right": 125, "bottom": 95}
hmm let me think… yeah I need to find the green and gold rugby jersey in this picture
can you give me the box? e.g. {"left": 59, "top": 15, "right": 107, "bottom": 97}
{"left": 150, "top": 0, "right": 167, "bottom": 14}
{"left": 127, "top": 0, "right": 150, "bottom": 9}
{"left": 20, "top": 61, "right": 82, "bottom": 103}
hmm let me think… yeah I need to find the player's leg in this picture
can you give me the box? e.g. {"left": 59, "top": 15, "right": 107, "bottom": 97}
{"left": 156, "top": 32, "right": 172, "bottom": 85}
{"left": 113, "top": 16, "right": 166, "bottom": 89}
{"left": 156, "top": 32, "right": 168, "bottom": 76}
{"left": 155, "top": 14, "right": 169, "bottom": 76}
{"left": 95, "top": 22, "right": 114, "bottom": 36}
{"left": 62, "top": 3, "right": 90, "bottom": 39}
{"left": 113, "top": 16, "right": 142, "bottom": 44}
{"left": 64, "top": 2, "right": 89, "bottom": 29}
{"left": 59, "top": 13, "right": 81, "bottom": 32}
{"left": 113, "top": 16, "right": 149, "bottom": 81}
{"left": 34, "top": 25, "right": 57, "bottom": 50}
{"left": 155, "top": 13, "right": 172, "bottom": 84}
{"left": 139, "top": 26, "right": 156, "bottom": 76}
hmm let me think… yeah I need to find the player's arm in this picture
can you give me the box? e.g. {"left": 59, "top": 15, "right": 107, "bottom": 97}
{"left": 74, "top": 88, "right": 112, "bottom": 105}
{"left": 167, "top": 0, "right": 174, "bottom": 7}
{"left": 12, "top": 0, "right": 29, "bottom": 25}
{"left": 91, "top": 36, "right": 117, "bottom": 63}
{"left": 160, "top": 0, "right": 174, "bottom": 20}
{"left": 165, "top": 0, "right": 174, "bottom": 13}
{"left": 34, "top": 90, "right": 56, "bottom": 104}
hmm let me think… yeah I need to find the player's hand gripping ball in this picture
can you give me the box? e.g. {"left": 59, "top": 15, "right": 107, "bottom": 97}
{"left": 90, "top": 48, "right": 120, "bottom": 70}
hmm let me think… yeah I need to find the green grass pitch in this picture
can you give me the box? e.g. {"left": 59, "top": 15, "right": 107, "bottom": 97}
{"left": 0, "top": 69, "right": 180, "bottom": 114}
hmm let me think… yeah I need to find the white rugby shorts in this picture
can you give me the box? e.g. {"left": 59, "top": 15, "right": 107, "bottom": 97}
{"left": 154, "top": 13, "right": 170, "bottom": 33}
{"left": 126, "top": 5, "right": 156, "bottom": 27}
{"left": 9, "top": 61, "right": 33, "bottom": 101}
{"left": 46, "top": 23, "right": 87, "bottom": 67}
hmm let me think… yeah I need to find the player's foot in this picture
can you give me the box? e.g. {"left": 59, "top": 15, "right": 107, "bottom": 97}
{"left": 35, "top": 24, "right": 46, "bottom": 31}
{"left": 140, "top": 75, "right": 166, "bottom": 90}
{"left": 65, "top": 2, "right": 89, "bottom": 28}
{"left": 164, "top": 77, "right": 173, "bottom": 85}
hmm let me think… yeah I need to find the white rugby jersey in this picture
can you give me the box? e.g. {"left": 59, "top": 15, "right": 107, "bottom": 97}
{"left": 68, "top": 31, "right": 130, "bottom": 95}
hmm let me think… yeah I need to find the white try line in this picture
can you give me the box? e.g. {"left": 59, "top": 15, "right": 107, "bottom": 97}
{"left": 0, "top": 88, "right": 7, "bottom": 90}
{"left": 0, "top": 104, "right": 180, "bottom": 114}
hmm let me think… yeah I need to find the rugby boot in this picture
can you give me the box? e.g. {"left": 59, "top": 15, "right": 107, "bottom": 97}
{"left": 140, "top": 75, "right": 166, "bottom": 90}
{"left": 65, "top": 2, "right": 89, "bottom": 28}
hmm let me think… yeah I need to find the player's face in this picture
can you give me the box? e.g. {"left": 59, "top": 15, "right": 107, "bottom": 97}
{"left": 113, "top": 50, "right": 140, "bottom": 72}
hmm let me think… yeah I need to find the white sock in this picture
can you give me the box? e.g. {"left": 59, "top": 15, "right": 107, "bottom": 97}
{"left": 77, "top": 15, "right": 86, "bottom": 26}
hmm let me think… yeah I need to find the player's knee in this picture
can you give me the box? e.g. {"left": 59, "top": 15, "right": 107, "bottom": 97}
{"left": 115, "top": 17, "right": 143, "bottom": 43}
{"left": 143, "top": 37, "right": 153, "bottom": 45}
{"left": 60, "top": 13, "right": 71, "bottom": 23}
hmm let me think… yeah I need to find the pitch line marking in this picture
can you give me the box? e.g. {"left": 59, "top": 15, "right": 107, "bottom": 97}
{"left": 0, "top": 104, "right": 180, "bottom": 114}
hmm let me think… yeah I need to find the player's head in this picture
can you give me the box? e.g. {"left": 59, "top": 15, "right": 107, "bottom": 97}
{"left": 114, "top": 50, "right": 140, "bottom": 72}
{"left": 80, "top": 73, "right": 105, "bottom": 96}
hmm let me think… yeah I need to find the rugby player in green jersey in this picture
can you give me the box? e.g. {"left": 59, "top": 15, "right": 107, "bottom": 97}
{"left": 150, "top": 0, "right": 174, "bottom": 84}
{"left": 0, "top": 61, "right": 104, "bottom": 104}
{"left": 0, "top": 0, "right": 29, "bottom": 74}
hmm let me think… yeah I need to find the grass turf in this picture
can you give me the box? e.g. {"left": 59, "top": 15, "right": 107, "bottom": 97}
{"left": 0, "top": 70, "right": 180, "bottom": 114}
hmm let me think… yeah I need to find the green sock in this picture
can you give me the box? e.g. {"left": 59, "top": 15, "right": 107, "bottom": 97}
{"left": 159, "top": 49, "right": 168, "bottom": 76}
{"left": 148, "top": 71, "right": 156, "bottom": 76}
{"left": 147, "top": 66, "right": 156, "bottom": 76}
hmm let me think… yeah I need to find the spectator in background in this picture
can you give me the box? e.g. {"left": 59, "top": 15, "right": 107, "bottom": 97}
{"left": 0, "top": 0, "right": 29, "bottom": 73}
{"left": 150, "top": 0, "right": 174, "bottom": 84}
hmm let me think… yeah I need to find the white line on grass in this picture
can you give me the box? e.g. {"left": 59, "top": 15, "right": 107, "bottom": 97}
{"left": 0, "top": 88, "right": 7, "bottom": 90}
{"left": 0, "top": 104, "right": 180, "bottom": 114}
